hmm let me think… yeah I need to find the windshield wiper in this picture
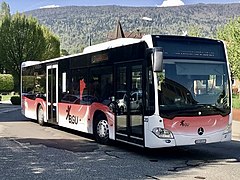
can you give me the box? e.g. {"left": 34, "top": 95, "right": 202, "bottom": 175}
{"left": 197, "top": 104, "right": 229, "bottom": 115}
{"left": 160, "top": 106, "right": 202, "bottom": 119}
{"left": 160, "top": 104, "right": 230, "bottom": 119}
{"left": 209, "top": 104, "right": 229, "bottom": 114}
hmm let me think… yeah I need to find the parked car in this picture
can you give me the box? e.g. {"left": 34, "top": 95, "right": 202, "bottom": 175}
{"left": 115, "top": 90, "right": 142, "bottom": 114}
{"left": 115, "top": 91, "right": 127, "bottom": 114}
{"left": 61, "top": 94, "right": 98, "bottom": 105}
{"left": 130, "top": 90, "right": 142, "bottom": 113}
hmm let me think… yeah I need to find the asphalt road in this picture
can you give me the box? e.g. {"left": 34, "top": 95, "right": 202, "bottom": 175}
{"left": 0, "top": 107, "right": 240, "bottom": 180}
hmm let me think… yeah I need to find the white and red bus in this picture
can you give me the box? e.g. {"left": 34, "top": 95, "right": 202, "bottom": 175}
{"left": 21, "top": 35, "right": 232, "bottom": 148}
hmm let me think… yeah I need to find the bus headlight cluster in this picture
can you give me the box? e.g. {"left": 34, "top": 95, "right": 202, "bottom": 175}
{"left": 223, "top": 123, "right": 232, "bottom": 135}
{"left": 152, "top": 127, "right": 174, "bottom": 139}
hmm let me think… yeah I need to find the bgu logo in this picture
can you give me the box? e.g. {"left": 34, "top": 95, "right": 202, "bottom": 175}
{"left": 180, "top": 120, "right": 190, "bottom": 127}
{"left": 66, "top": 105, "right": 79, "bottom": 125}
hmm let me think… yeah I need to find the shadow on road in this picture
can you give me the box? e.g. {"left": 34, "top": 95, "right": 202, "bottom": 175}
{"left": 16, "top": 138, "right": 99, "bottom": 153}
{"left": 0, "top": 109, "right": 29, "bottom": 122}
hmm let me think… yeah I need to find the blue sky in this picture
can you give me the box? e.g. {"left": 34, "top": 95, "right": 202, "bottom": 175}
{"left": 1, "top": 0, "right": 240, "bottom": 14}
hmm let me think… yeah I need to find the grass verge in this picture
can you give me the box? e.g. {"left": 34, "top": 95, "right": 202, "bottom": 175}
{"left": 233, "top": 94, "right": 240, "bottom": 109}
{"left": 0, "top": 94, "right": 12, "bottom": 102}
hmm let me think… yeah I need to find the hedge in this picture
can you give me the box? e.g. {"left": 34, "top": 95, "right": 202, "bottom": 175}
{"left": 0, "top": 74, "right": 14, "bottom": 92}
{"left": 10, "top": 96, "right": 21, "bottom": 105}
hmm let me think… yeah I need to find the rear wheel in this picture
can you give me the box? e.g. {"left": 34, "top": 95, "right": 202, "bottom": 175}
{"left": 94, "top": 115, "right": 109, "bottom": 144}
{"left": 37, "top": 105, "right": 45, "bottom": 126}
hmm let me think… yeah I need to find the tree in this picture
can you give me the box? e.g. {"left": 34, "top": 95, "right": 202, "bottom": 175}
{"left": 0, "top": 1, "right": 10, "bottom": 20}
{"left": 217, "top": 18, "right": 240, "bottom": 80}
{"left": 187, "top": 25, "right": 204, "bottom": 37}
{"left": 61, "top": 49, "right": 70, "bottom": 56}
{"left": 0, "top": 74, "right": 14, "bottom": 92}
{"left": 0, "top": 1, "right": 10, "bottom": 73}
{"left": 0, "top": 12, "right": 60, "bottom": 92}
{"left": 41, "top": 26, "right": 60, "bottom": 60}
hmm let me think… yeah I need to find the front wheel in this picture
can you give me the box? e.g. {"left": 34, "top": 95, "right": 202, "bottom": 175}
{"left": 37, "top": 105, "right": 45, "bottom": 126}
{"left": 94, "top": 116, "right": 109, "bottom": 144}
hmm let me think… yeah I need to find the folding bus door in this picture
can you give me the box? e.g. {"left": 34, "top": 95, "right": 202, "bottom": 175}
{"left": 115, "top": 63, "right": 144, "bottom": 146}
{"left": 46, "top": 64, "right": 58, "bottom": 124}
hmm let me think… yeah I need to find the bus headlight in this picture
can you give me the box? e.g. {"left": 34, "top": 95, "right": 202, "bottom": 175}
{"left": 152, "top": 127, "right": 174, "bottom": 139}
{"left": 223, "top": 123, "right": 232, "bottom": 135}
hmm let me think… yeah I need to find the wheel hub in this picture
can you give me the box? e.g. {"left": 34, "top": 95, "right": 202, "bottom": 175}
{"left": 97, "top": 120, "right": 109, "bottom": 138}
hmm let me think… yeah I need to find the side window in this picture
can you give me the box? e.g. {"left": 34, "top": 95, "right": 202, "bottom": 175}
{"left": 89, "top": 66, "right": 113, "bottom": 104}
{"left": 61, "top": 68, "right": 88, "bottom": 104}
{"left": 22, "top": 65, "right": 46, "bottom": 99}
{"left": 61, "top": 67, "right": 113, "bottom": 105}
{"left": 22, "top": 67, "right": 35, "bottom": 94}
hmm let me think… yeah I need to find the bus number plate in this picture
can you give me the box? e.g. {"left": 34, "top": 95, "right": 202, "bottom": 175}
{"left": 195, "top": 139, "right": 206, "bottom": 144}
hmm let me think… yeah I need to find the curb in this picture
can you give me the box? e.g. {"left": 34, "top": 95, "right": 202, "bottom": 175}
{"left": 232, "top": 120, "right": 240, "bottom": 141}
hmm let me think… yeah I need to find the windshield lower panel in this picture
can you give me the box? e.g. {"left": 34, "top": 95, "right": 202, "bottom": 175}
{"left": 157, "top": 60, "right": 231, "bottom": 119}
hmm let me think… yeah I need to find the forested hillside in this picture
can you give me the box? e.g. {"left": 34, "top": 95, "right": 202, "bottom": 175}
{"left": 25, "top": 3, "right": 240, "bottom": 54}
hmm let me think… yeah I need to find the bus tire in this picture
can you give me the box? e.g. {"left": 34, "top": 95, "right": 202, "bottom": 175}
{"left": 37, "top": 105, "right": 45, "bottom": 126}
{"left": 94, "top": 115, "right": 109, "bottom": 144}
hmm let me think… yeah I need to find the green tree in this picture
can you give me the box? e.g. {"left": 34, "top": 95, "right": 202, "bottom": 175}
{"left": 187, "top": 25, "right": 204, "bottom": 37}
{"left": 61, "top": 49, "right": 70, "bottom": 56}
{"left": 0, "top": 13, "right": 46, "bottom": 91}
{"left": 0, "top": 1, "right": 10, "bottom": 73}
{"left": 0, "top": 12, "right": 60, "bottom": 92}
{"left": 0, "top": 74, "right": 14, "bottom": 92}
{"left": 41, "top": 26, "right": 60, "bottom": 60}
{"left": 0, "top": 1, "right": 10, "bottom": 20}
{"left": 217, "top": 18, "right": 240, "bottom": 80}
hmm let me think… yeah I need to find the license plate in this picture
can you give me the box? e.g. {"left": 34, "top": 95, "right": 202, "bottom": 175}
{"left": 195, "top": 139, "right": 206, "bottom": 144}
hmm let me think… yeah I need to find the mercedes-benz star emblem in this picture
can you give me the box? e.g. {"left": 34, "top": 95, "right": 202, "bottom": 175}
{"left": 198, "top": 127, "right": 204, "bottom": 135}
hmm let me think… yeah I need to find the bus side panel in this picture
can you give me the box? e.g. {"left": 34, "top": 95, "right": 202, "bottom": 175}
{"left": 22, "top": 96, "right": 37, "bottom": 120}
{"left": 58, "top": 103, "right": 91, "bottom": 132}
{"left": 22, "top": 96, "right": 46, "bottom": 121}
{"left": 58, "top": 102, "right": 115, "bottom": 140}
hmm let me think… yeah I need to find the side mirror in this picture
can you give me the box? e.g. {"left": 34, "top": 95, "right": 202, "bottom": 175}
{"left": 152, "top": 47, "right": 163, "bottom": 72}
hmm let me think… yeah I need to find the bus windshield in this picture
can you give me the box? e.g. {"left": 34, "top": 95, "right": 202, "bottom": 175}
{"left": 157, "top": 60, "right": 231, "bottom": 119}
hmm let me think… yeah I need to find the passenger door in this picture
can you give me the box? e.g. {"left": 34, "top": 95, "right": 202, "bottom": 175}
{"left": 115, "top": 63, "right": 144, "bottom": 146}
{"left": 46, "top": 64, "right": 58, "bottom": 124}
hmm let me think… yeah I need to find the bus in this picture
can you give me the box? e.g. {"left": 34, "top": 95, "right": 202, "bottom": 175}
{"left": 21, "top": 35, "right": 232, "bottom": 148}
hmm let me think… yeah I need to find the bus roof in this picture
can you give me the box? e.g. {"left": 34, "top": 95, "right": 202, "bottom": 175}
{"left": 22, "top": 37, "right": 145, "bottom": 67}
{"left": 83, "top": 38, "right": 143, "bottom": 54}
{"left": 21, "top": 61, "right": 41, "bottom": 67}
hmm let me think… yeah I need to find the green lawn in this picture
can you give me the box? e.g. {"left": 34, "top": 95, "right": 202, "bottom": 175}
{"left": 233, "top": 94, "right": 240, "bottom": 109}
{"left": 0, "top": 94, "right": 12, "bottom": 101}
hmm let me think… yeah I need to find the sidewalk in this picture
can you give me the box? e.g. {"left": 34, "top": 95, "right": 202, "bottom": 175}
{"left": 232, "top": 120, "right": 240, "bottom": 141}
{"left": 0, "top": 100, "right": 11, "bottom": 104}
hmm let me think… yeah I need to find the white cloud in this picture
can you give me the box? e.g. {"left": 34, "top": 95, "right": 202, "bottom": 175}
{"left": 39, "top": 5, "right": 60, "bottom": 9}
{"left": 158, "top": 0, "right": 185, "bottom": 7}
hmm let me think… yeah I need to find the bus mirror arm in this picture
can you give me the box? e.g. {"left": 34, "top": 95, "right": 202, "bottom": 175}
{"left": 148, "top": 47, "right": 163, "bottom": 72}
